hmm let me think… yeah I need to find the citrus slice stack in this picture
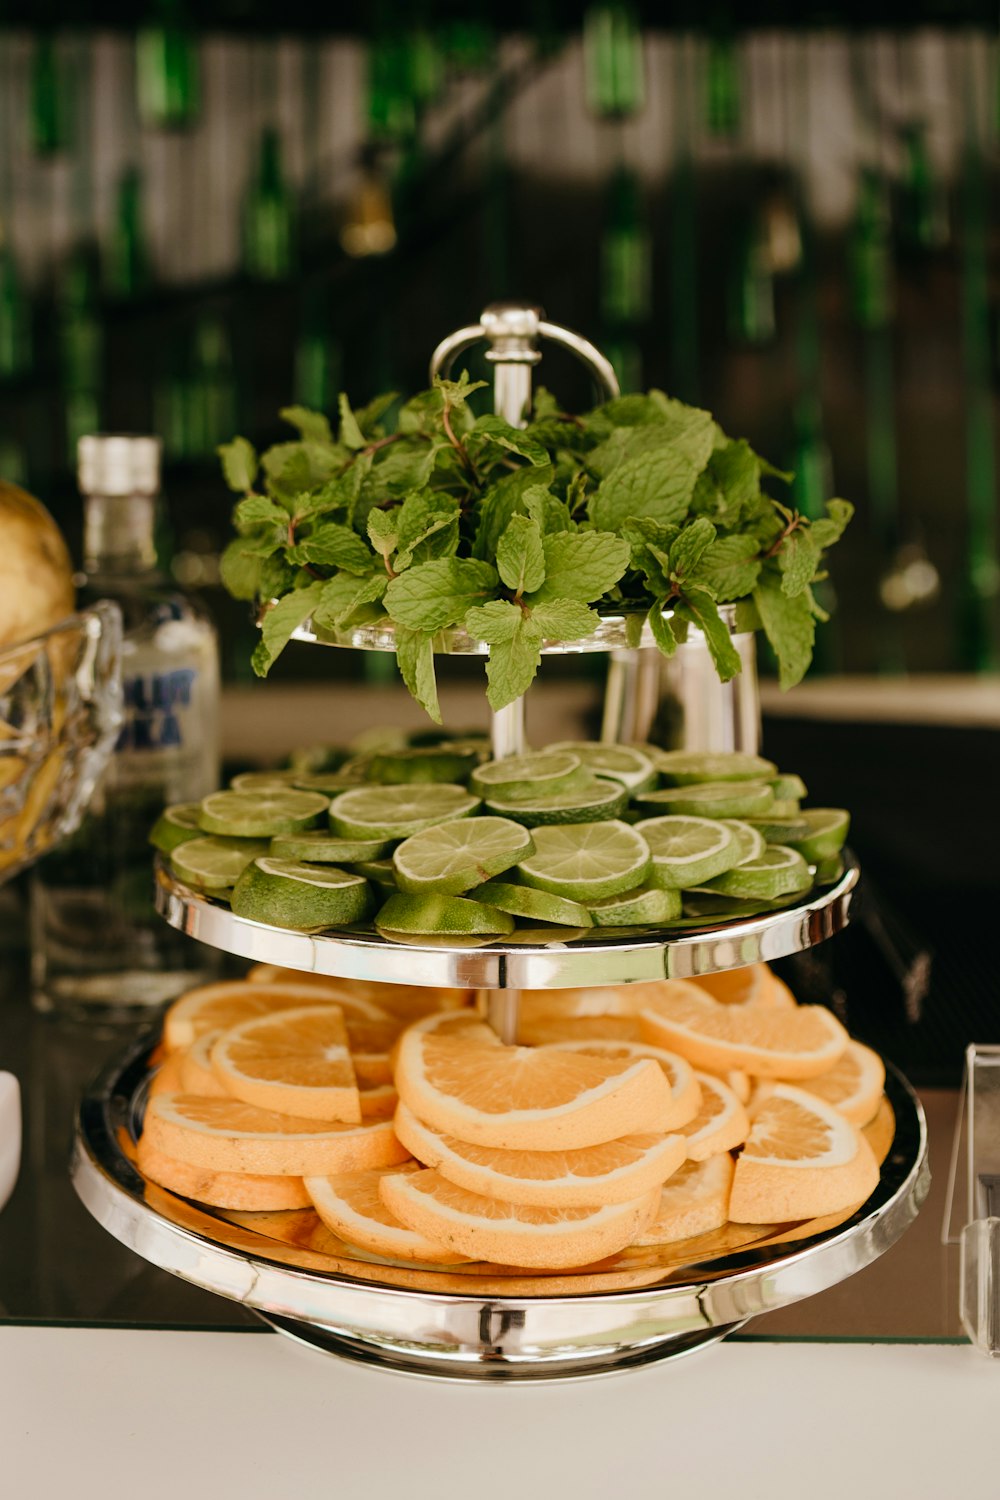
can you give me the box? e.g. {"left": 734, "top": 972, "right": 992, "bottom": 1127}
{"left": 516, "top": 1014, "right": 642, "bottom": 1047}
{"left": 688, "top": 962, "right": 771, "bottom": 1007}
{"left": 680, "top": 1072, "right": 750, "bottom": 1160}
{"left": 305, "top": 1166, "right": 470, "bottom": 1265}
{"left": 546, "top": 1039, "right": 701, "bottom": 1131}
{"left": 210, "top": 1005, "right": 361, "bottom": 1122}
{"left": 752, "top": 1039, "right": 886, "bottom": 1128}
{"left": 162, "top": 978, "right": 387, "bottom": 1051}
{"left": 179, "top": 1031, "right": 228, "bottom": 1098}
{"left": 244, "top": 965, "right": 471, "bottom": 1021}
{"left": 137, "top": 1134, "right": 314, "bottom": 1212}
{"left": 632, "top": 1155, "right": 736, "bottom": 1246}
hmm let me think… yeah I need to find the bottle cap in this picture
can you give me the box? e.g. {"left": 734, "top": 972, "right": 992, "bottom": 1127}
{"left": 77, "top": 435, "right": 161, "bottom": 497}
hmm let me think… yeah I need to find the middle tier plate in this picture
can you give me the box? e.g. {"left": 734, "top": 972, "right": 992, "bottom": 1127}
{"left": 154, "top": 856, "right": 859, "bottom": 991}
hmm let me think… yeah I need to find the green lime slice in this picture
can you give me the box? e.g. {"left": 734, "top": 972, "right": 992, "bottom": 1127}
{"left": 288, "top": 745, "right": 350, "bottom": 775}
{"left": 198, "top": 788, "right": 329, "bottom": 838}
{"left": 363, "top": 746, "right": 481, "bottom": 785}
{"left": 637, "top": 781, "right": 775, "bottom": 819}
{"left": 329, "top": 784, "right": 480, "bottom": 840}
{"left": 149, "top": 802, "right": 204, "bottom": 854}
{"left": 516, "top": 820, "right": 650, "bottom": 901}
{"left": 770, "top": 773, "right": 808, "bottom": 801}
{"left": 769, "top": 798, "right": 801, "bottom": 817}
{"left": 470, "top": 751, "right": 584, "bottom": 800}
{"left": 547, "top": 741, "right": 657, "bottom": 793}
{"left": 291, "top": 768, "right": 369, "bottom": 794}
{"left": 787, "top": 808, "right": 851, "bottom": 862}
{"left": 706, "top": 845, "right": 813, "bottom": 900}
{"left": 654, "top": 751, "right": 778, "bottom": 785}
{"left": 231, "top": 858, "right": 374, "bottom": 930}
{"left": 742, "top": 814, "right": 811, "bottom": 843}
{"left": 375, "top": 892, "right": 515, "bottom": 937}
{"left": 229, "top": 770, "right": 301, "bottom": 792}
{"left": 679, "top": 892, "right": 780, "bottom": 923}
{"left": 635, "top": 815, "right": 741, "bottom": 889}
{"left": 393, "top": 817, "right": 535, "bottom": 896}
{"left": 719, "top": 819, "right": 767, "bottom": 865}
{"left": 814, "top": 854, "right": 846, "bottom": 886}
{"left": 170, "top": 836, "right": 270, "bottom": 893}
{"left": 483, "top": 776, "right": 628, "bottom": 827}
{"left": 475, "top": 880, "right": 593, "bottom": 927}
{"left": 348, "top": 858, "right": 398, "bottom": 889}
{"left": 269, "top": 830, "right": 391, "bottom": 863}
{"left": 586, "top": 885, "right": 682, "bottom": 926}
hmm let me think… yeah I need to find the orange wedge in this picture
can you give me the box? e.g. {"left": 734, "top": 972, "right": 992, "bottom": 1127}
{"left": 380, "top": 1169, "right": 661, "bottom": 1268}
{"left": 163, "top": 979, "right": 390, "bottom": 1052}
{"left": 517, "top": 1015, "right": 642, "bottom": 1047}
{"left": 395, "top": 1029, "right": 673, "bottom": 1150}
{"left": 143, "top": 1094, "right": 408, "bottom": 1176}
{"left": 762, "top": 972, "right": 797, "bottom": 1009}
{"left": 179, "top": 1031, "right": 228, "bottom": 1098}
{"left": 729, "top": 1085, "right": 880, "bottom": 1223}
{"left": 632, "top": 1155, "right": 735, "bottom": 1246}
{"left": 637, "top": 981, "right": 848, "bottom": 1079}
{"left": 136, "top": 1135, "right": 312, "bottom": 1211}
{"left": 304, "top": 1166, "right": 470, "bottom": 1264}
{"left": 395, "top": 1101, "right": 686, "bottom": 1208}
{"left": 210, "top": 1005, "right": 361, "bottom": 1122}
{"left": 752, "top": 1039, "right": 886, "bottom": 1127}
{"left": 681, "top": 1072, "right": 750, "bottom": 1160}
{"left": 688, "top": 963, "right": 771, "bottom": 1007}
{"left": 548, "top": 1039, "right": 701, "bottom": 1131}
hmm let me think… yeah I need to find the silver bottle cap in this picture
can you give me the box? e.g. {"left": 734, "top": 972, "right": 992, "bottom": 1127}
{"left": 77, "top": 435, "right": 161, "bottom": 497}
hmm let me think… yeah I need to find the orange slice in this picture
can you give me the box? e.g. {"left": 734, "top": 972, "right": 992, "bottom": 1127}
{"left": 729, "top": 1085, "right": 880, "bottom": 1223}
{"left": 163, "top": 979, "right": 390, "bottom": 1052}
{"left": 245, "top": 964, "right": 470, "bottom": 1020}
{"left": 179, "top": 1030, "right": 228, "bottom": 1098}
{"left": 395, "top": 1029, "right": 673, "bottom": 1151}
{"left": 517, "top": 985, "right": 639, "bottom": 1020}
{"left": 380, "top": 1169, "right": 661, "bottom": 1268}
{"left": 752, "top": 1039, "right": 886, "bottom": 1127}
{"left": 305, "top": 1165, "right": 470, "bottom": 1264}
{"left": 359, "top": 1081, "right": 399, "bottom": 1119}
{"left": 632, "top": 1155, "right": 735, "bottom": 1246}
{"left": 724, "top": 1070, "right": 752, "bottom": 1104}
{"left": 761, "top": 972, "right": 797, "bottom": 1009}
{"left": 688, "top": 963, "right": 771, "bottom": 1007}
{"left": 143, "top": 1093, "right": 407, "bottom": 1176}
{"left": 863, "top": 1096, "right": 895, "bottom": 1164}
{"left": 210, "top": 1006, "right": 361, "bottom": 1122}
{"left": 148, "top": 1049, "right": 186, "bottom": 1099}
{"left": 637, "top": 982, "right": 848, "bottom": 1079}
{"left": 681, "top": 1072, "right": 750, "bottom": 1160}
{"left": 342, "top": 1010, "right": 403, "bottom": 1085}
{"left": 548, "top": 1039, "right": 701, "bottom": 1130}
{"left": 517, "top": 1015, "right": 642, "bottom": 1047}
{"left": 136, "top": 1134, "right": 312, "bottom": 1211}
{"left": 395, "top": 1101, "right": 686, "bottom": 1208}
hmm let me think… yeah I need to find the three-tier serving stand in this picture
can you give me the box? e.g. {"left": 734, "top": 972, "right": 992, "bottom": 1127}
{"left": 72, "top": 306, "right": 929, "bottom": 1380}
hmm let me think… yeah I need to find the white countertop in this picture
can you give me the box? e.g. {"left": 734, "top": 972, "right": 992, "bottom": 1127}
{"left": 2, "top": 1326, "right": 992, "bottom": 1500}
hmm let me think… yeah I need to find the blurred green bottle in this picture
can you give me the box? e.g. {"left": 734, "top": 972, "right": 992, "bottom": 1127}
{"left": 58, "top": 250, "right": 102, "bottom": 457}
{"left": 295, "top": 288, "right": 341, "bottom": 414}
{"left": 136, "top": 1, "right": 200, "bottom": 130}
{"left": 187, "top": 318, "right": 236, "bottom": 459}
{"left": 242, "top": 128, "right": 295, "bottom": 281}
{"left": 899, "top": 123, "right": 948, "bottom": 257}
{"left": 727, "top": 211, "right": 775, "bottom": 346}
{"left": 601, "top": 167, "right": 650, "bottom": 325}
{"left": 583, "top": 4, "right": 644, "bottom": 120}
{"left": 0, "top": 241, "right": 31, "bottom": 379}
{"left": 31, "top": 34, "right": 70, "bottom": 156}
{"left": 106, "top": 166, "right": 150, "bottom": 298}
{"left": 850, "top": 167, "right": 893, "bottom": 331}
{"left": 705, "top": 35, "right": 740, "bottom": 138}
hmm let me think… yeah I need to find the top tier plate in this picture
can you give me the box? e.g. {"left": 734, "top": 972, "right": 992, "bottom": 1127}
{"left": 154, "top": 856, "right": 858, "bottom": 991}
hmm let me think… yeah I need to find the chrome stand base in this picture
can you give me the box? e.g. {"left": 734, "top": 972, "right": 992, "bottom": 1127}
{"left": 256, "top": 1310, "right": 748, "bottom": 1382}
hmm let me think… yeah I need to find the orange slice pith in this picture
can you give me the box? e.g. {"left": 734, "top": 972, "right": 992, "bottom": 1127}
{"left": 688, "top": 963, "right": 770, "bottom": 1007}
{"left": 632, "top": 1154, "right": 735, "bottom": 1246}
{"left": 637, "top": 983, "right": 848, "bottom": 1079}
{"left": 136, "top": 1134, "right": 312, "bottom": 1211}
{"left": 245, "top": 964, "right": 471, "bottom": 1020}
{"left": 517, "top": 1015, "right": 642, "bottom": 1047}
{"left": 359, "top": 1080, "right": 399, "bottom": 1119}
{"left": 752, "top": 1039, "right": 886, "bottom": 1128}
{"left": 395, "top": 1029, "right": 673, "bottom": 1150}
{"left": 148, "top": 1048, "right": 187, "bottom": 1099}
{"left": 304, "top": 1166, "right": 470, "bottom": 1264}
{"left": 210, "top": 1006, "right": 361, "bottom": 1123}
{"left": 517, "top": 985, "right": 639, "bottom": 1020}
{"left": 179, "top": 1030, "right": 228, "bottom": 1098}
{"left": 682, "top": 1072, "right": 750, "bottom": 1160}
{"left": 163, "top": 979, "right": 391, "bottom": 1052}
{"left": 729, "top": 1085, "right": 880, "bottom": 1224}
{"left": 143, "top": 1093, "right": 408, "bottom": 1176}
{"left": 546, "top": 1039, "right": 701, "bottom": 1131}
{"left": 395, "top": 1101, "right": 686, "bottom": 1208}
{"left": 863, "top": 1096, "right": 895, "bottom": 1165}
{"left": 380, "top": 1169, "right": 661, "bottom": 1269}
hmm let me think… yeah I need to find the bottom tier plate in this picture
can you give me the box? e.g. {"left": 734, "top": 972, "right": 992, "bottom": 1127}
{"left": 72, "top": 1032, "right": 929, "bottom": 1381}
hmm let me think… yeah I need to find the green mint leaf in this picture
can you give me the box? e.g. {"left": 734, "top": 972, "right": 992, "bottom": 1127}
{"left": 647, "top": 599, "right": 678, "bottom": 658}
{"left": 532, "top": 386, "right": 560, "bottom": 420}
{"left": 395, "top": 627, "right": 442, "bottom": 724}
{"left": 589, "top": 445, "right": 700, "bottom": 532}
{"left": 252, "top": 581, "right": 327, "bottom": 677}
{"left": 528, "top": 598, "right": 597, "bottom": 641}
{"left": 233, "top": 495, "right": 288, "bottom": 534}
{"left": 759, "top": 456, "right": 794, "bottom": 482}
{"left": 338, "top": 393, "right": 366, "bottom": 450}
{"left": 522, "top": 487, "right": 574, "bottom": 535}
{"left": 384, "top": 558, "right": 499, "bottom": 631}
{"left": 372, "top": 441, "right": 437, "bottom": 497}
{"left": 809, "top": 498, "right": 854, "bottom": 551}
{"left": 464, "top": 599, "right": 523, "bottom": 644}
{"left": 352, "top": 392, "right": 398, "bottom": 437}
{"left": 668, "top": 518, "right": 717, "bottom": 581}
{"left": 588, "top": 406, "right": 716, "bottom": 480}
{"left": 583, "top": 393, "right": 671, "bottom": 439}
{"left": 467, "top": 414, "right": 549, "bottom": 467}
{"left": 484, "top": 616, "right": 543, "bottom": 710}
{"left": 693, "top": 533, "right": 762, "bottom": 601}
{"left": 779, "top": 529, "right": 821, "bottom": 598}
{"left": 218, "top": 437, "right": 258, "bottom": 494}
{"left": 262, "top": 442, "right": 341, "bottom": 504}
{"left": 690, "top": 439, "right": 761, "bottom": 529}
{"left": 434, "top": 371, "right": 489, "bottom": 413}
{"left": 289, "top": 522, "right": 374, "bottom": 575}
{"left": 219, "top": 538, "right": 264, "bottom": 601}
{"left": 280, "top": 406, "right": 333, "bottom": 444}
{"left": 472, "top": 465, "right": 554, "bottom": 560}
{"left": 293, "top": 456, "right": 372, "bottom": 523}
{"left": 496, "top": 514, "right": 546, "bottom": 596}
{"left": 258, "top": 553, "right": 296, "bottom": 599}
{"left": 674, "top": 586, "right": 742, "bottom": 682}
{"left": 753, "top": 571, "right": 815, "bottom": 689}
{"left": 367, "top": 509, "right": 399, "bottom": 562}
{"left": 527, "top": 531, "right": 630, "bottom": 604}
{"left": 393, "top": 492, "right": 460, "bottom": 569}
{"left": 311, "top": 573, "right": 387, "bottom": 631}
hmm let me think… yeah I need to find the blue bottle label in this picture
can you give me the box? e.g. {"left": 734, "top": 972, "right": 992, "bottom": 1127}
{"left": 118, "top": 668, "right": 198, "bottom": 752}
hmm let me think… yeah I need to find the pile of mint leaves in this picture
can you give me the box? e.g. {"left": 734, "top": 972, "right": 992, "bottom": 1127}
{"left": 219, "top": 377, "right": 852, "bottom": 723}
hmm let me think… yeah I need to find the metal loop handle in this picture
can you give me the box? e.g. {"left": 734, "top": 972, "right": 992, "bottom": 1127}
{"left": 429, "top": 302, "right": 620, "bottom": 406}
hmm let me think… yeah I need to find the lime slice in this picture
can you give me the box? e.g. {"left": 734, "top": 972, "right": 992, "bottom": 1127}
{"left": 470, "top": 751, "right": 584, "bottom": 800}
{"left": 742, "top": 814, "right": 811, "bottom": 843}
{"left": 198, "top": 789, "right": 329, "bottom": 838}
{"left": 814, "top": 854, "right": 846, "bottom": 886}
{"left": 680, "top": 892, "right": 778, "bottom": 922}
{"left": 654, "top": 751, "right": 777, "bottom": 785}
{"left": 475, "top": 880, "right": 593, "bottom": 927}
{"left": 547, "top": 741, "right": 657, "bottom": 793}
{"left": 637, "top": 782, "right": 774, "bottom": 819}
{"left": 363, "top": 746, "right": 481, "bottom": 785}
{"left": 770, "top": 773, "right": 808, "bottom": 801}
{"left": 170, "top": 836, "right": 270, "bottom": 893}
{"left": 787, "top": 808, "right": 851, "bottom": 862}
{"left": 375, "top": 892, "right": 515, "bottom": 937}
{"left": 393, "top": 817, "right": 534, "bottom": 896}
{"left": 329, "top": 784, "right": 480, "bottom": 840}
{"left": 516, "top": 820, "right": 650, "bottom": 901}
{"left": 719, "top": 819, "right": 766, "bottom": 865}
{"left": 291, "top": 768, "right": 368, "bottom": 794}
{"left": 586, "top": 885, "right": 682, "bottom": 926}
{"left": 706, "top": 845, "right": 812, "bottom": 900}
{"left": 231, "top": 858, "right": 374, "bottom": 930}
{"left": 635, "top": 815, "right": 740, "bottom": 889}
{"left": 348, "top": 858, "right": 398, "bottom": 889}
{"left": 288, "top": 745, "right": 350, "bottom": 775}
{"left": 268, "top": 830, "right": 391, "bottom": 863}
{"left": 229, "top": 770, "right": 301, "bottom": 792}
{"left": 483, "top": 777, "right": 628, "bottom": 827}
{"left": 149, "top": 802, "right": 204, "bottom": 854}
{"left": 769, "top": 798, "right": 801, "bottom": 817}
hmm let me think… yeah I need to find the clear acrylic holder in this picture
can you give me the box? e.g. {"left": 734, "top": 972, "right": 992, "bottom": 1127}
{"left": 941, "top": 1044, "right": 1000, "bottom": 1356}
